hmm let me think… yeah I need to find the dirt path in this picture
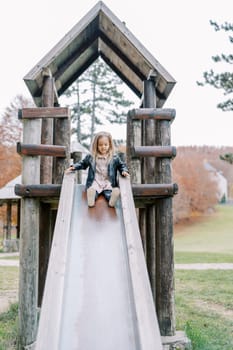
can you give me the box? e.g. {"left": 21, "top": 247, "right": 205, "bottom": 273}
{"left": 175, "top": 263, "right": 233, "bottom": 270}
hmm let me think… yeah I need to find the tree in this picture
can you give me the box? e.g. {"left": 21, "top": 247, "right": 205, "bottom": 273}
{"left": 0, "top": 94, "right": 34, "bottom": 186}
{"left": 197, "top": 21, "right": 233, "bottom": 164}
{"left": 197, "top": 21, "right": 233, "bottom": 111}
{"left": 0, "top": 94, "right": 34, "bottom": 146}
{"left": 172, "top": 146, "right": 219, "bottom": 223}
{"left": 64, "top": 57, "right": 134, "bottom": 147}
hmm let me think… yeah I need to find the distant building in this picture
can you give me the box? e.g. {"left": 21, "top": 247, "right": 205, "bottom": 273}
{"left": 204, "top": 161, "right": 228, "bottom": 202}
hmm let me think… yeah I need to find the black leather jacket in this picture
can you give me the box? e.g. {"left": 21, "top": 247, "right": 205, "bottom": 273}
{"left": 73, "top": 154, "right": 128, "bottom": 189}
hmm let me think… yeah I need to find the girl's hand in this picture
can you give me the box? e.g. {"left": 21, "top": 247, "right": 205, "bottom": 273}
{"left": 122, "top": 171, "right": 130, "bottom": 177}
{"left": 65, "top": 166, "right": 75, "bottom": 174}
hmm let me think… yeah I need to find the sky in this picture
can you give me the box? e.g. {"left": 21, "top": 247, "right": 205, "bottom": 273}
{"left": 0, "top": 0, "right": 232, "bottom": 147}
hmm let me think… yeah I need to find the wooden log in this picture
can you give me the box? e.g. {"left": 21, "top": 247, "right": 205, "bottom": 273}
{"left": 6, "top": 201, "right": 12, "bottom": 240}
{"left": 15, "top": 184, "right": 61, "bottom": 197}
{"left": 17, "top": 142, "right": 67, "bottom": 158}
{"left": 126, "top": 105, "right": 145, "bottom": 252}
{"left": 38, "top": 202, "right": 53, "bottom": 310}
{"left": 41, "top": 75, "right": 54, "bottom": 184}
{"left": 143, "top": 78, "right": 157, "bottom": 303}
{"left": 71, "top": 151, "right": 82, "bottom": 184}
{"left": 18, "top": 117, "right": 41, "bottom": 349}
{"left": 133, "top": 146, "right": 176, "bottom": 158}
{"left": 142, "top": 80, "right": 156, "bottom": 184}
{"left": 139, "top": 208, "right": 147, "bottom": 255}
{"left": 155, "top": 92, "right": 176, "bottom": 336}
{"left": 18, "top": 107, "right": 70, "bottom": 119}
{"left": 53, "top": 114, "right": 70, "bottom": 184}
{"left": 39, "top": 75, "right": 54, "bottom": 308}
{"left": 128, "top": 108, "right": 176, "bottom": 121}
{"left": 17, "top": 201, "right": 20, "bottom": 239}
{"left": 126, "top": 113, "right": 141, "bottom": 184}
{"left": 132, "top": 183, "right": 178, "bottom": 197}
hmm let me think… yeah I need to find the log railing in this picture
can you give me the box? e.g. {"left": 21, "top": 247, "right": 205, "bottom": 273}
{"left": 126, "top": 75, "right": 177, "bottom": 337}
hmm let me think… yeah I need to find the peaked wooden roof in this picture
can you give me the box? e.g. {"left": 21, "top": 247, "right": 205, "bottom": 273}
{"left": 24, "top": 1, "right": 176, "bottom": 107}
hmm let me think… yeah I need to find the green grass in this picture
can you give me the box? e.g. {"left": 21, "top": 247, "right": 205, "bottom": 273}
{"left": 0, "top": 266, "right": 19, "bottom": 292}
{"left": 175, "top": 204, "right": 233, "bottom": 349}
{"left": 0, "top": 265, "right": 18, "bottom": 349}
{"left": 174, "top": 205, "right": 233, "bottom": 259}
{"left": 0, "top": 303, "right": 18, "bottom": 350}
{"left": 175, "top": 270, "right": 233, "bottom": 350}
{"left": 175, "top": 251, "right": 233, "bottom": 264}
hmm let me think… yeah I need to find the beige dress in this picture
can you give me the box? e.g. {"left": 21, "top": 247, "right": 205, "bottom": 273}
{"left": 91, "top": 155, "right": 112, "bottom": 193}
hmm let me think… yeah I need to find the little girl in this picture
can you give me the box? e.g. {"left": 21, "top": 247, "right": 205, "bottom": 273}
{"left": 66, "top": 131, "right": 129, "bottom": 207}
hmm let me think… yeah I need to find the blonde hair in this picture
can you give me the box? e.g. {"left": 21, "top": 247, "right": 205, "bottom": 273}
{"left": 91, "top": 131, "right": 115, "bottom": 159}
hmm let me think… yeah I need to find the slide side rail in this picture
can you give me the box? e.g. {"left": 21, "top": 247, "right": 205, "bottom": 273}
{"left": 35, "top": 172, "right": 76, "bottom": 350}
{"left": 119, "top": 176, "right": 163, "bottom": 350}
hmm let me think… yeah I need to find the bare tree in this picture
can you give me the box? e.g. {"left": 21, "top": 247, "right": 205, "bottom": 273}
{"left": 0, "top": 94, "right": 34, "bottom": 146}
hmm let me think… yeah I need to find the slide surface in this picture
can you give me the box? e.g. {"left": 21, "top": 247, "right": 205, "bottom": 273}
{"left": 35, "top": 175, "right": 162, "bottom": 350}
{"left": 59, "top": 186, "right": 138, "bottom": 349}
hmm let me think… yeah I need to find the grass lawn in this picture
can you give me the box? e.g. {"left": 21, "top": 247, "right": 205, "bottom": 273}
{"left": 175, "top": 270, "right": 233, "bottom": 350}
{"left": 174, "top": 205, "right": 233, "bottom": 263}
{"left": 0, "top": 266, "right": 19, "bottom": 349}
{"left": 174, "top": 204, "right": 233, "bottom": 349}
{"left": 0, "top": 304, "right": 18, "bottom": 350}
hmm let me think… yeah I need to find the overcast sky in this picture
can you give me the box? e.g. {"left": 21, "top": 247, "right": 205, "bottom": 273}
{"left": 0, "top": 0, "right": 232, "bottom": 146}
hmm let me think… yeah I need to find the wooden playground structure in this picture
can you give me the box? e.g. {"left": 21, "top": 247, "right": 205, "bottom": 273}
{"left": 14, "top": 2, "right": 189, "bottom": 349}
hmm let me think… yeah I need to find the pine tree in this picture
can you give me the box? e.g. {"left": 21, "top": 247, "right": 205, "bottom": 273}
{"left": 197, "top": 21, "right": 233, "bottom": 165}
{"left": 197, "top": 21, "right": 233, "bottom": 112}
{"left": 64, "top": 57, "right": 134, "bottom": 147}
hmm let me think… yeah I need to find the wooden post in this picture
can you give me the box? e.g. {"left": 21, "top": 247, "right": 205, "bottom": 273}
{"left": 155, "top": 95, "right": 175, "bottom": 335}
{"left": 17, "top": 200, "right": 20, "bottom": 239}
{"left": 40, "top": 74, "right": 54, "bottom": 184}
{"left": 38, "top": 73, "right": 55, "bottom": 306}
{"left": 53, "top": 116, "right": 70, "bottom": 184}
{"left": 142, "top": 77, "right": 157, "bottom": 302}
{"left": 18, "top": 117, "right": 41, "bottom": 349}
{"left": 72, "top": 151, "right": 82, "bottom": 184}
{"left": 126, "top": 112, "right": 141, "bottom": 185}
{"left": 6, "top": 200, "right": 12, "bottom": 240}
{"left": 126, "top": 109, "right": 146, "bottom": 252}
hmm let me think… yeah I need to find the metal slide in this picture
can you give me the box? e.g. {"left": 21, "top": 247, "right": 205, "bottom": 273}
{"left": 35, "top": 174, "right": 162, "bottom": 350}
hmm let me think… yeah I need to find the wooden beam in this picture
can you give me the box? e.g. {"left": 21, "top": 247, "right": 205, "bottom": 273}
{"left": 18, "top": 107, "right": 70, "bottom": 119}
{"left": 17, "top": 142, "right": 67, "bottom": 157}
{"left": 15, "top": 184, "right": 61, "bottom": 197}
{"left": 133, "top": 146, "right": 176, "bottom": 158}
{"left": 128, "top": 108, "right": 176, "bottom": 121}
{"left": 132, "top": 183, "right": 178, "bottom": 198}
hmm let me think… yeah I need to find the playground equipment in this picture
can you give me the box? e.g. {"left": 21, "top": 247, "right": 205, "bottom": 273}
{"left": 35, "top": 174, "right": 163, "bottom": 349}
{"left": 15, "top": 2, "right": 181, "bottom": 349}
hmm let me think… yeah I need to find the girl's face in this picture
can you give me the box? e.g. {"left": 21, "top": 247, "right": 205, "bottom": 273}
{"left": 97, "top": 136, "right": 110, "bottom": 156}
